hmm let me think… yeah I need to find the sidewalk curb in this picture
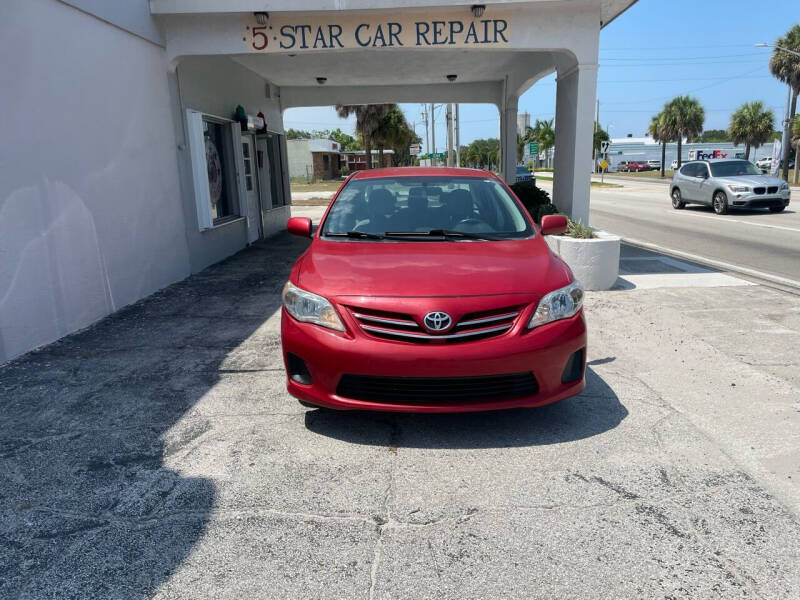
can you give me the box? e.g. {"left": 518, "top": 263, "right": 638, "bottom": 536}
{"left": 618, "top": 235, "right": 800, "bottom": 293}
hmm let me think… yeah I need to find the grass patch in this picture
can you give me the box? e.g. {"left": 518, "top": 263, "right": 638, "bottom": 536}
{"left": 290, "top": 180, "right": 344, "bottom": 193}
{"left": 608, "top": 170, "right": 674, "bottom": 180}
{"left": 291, "top": 197, "right": 333, "bottom": 206}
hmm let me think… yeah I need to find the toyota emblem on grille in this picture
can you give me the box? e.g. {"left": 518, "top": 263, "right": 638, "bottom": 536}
{"left": 423, "top": 311, "right": 452, "bottom": 332}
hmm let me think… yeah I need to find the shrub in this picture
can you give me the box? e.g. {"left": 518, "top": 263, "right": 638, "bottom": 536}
{"left": 510, "top": 181, "right": 550, "bottom": 221}
{"left": 536, "top": 203, "right": 560, "bottom": 223}
{"left": 566, "top": 219, "right": 596, "bottom": 239}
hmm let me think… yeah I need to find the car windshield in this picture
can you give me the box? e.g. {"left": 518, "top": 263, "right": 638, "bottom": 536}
{"left": 321, "top": 175, "right": 533, "bottom": 241}
{"left": 710, "top": 161, "right": 761, "bottom": 177}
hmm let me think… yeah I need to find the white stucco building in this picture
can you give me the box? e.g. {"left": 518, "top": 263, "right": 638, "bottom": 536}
{"left": 0, "top": 0, "right": 636, "bottom": 363}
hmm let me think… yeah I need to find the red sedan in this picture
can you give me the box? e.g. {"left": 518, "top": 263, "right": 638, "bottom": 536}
{"left": 281, "top": 168, "right": 586, "bottom": 412}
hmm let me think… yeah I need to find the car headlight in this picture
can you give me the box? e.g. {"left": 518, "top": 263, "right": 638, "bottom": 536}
{"left": 780, "top": 182, "right": 789, "bottom": 191}
{"left": 727, "top": 185, "right": 749, "bottom": 193}
{"left": 282, "top": 282, "right": 345, "bottom": 331}
{"left": 528, "top": 281, "right": 584, "bottom": 329}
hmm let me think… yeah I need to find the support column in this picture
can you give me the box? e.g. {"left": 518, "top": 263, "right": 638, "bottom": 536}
{"left": 553, "top": 64, "right": 598, "bottom": 225}
{"left": 501, "top": 95, "right": 518, "bottom": 184}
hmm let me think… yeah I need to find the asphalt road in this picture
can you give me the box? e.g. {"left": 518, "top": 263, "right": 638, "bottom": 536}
{"left": 543, "top": 177, "right": 800, "bottom": 286}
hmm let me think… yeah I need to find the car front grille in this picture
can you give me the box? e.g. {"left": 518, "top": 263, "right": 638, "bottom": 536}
{"left": 336, "top": 372, "right": 539, "bottom": 404}
{"left": 347, "top": 305, "right": 521, "bottom": 344}
{"left": 768, "top": 186, "right": 778, "bottom": 194}
{"left": 753, "top": 187, "right": 765, "bottom": 195}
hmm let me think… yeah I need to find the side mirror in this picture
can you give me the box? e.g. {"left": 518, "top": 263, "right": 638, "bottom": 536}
{"left": 540, "top": 214, "right": 568, "bottom": 236}
{"left": 287, "top": 217, "right": 312, "bottom": 238}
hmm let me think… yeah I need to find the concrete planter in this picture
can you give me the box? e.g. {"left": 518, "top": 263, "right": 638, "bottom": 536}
{"left": 546, "top": 230, "right": 620, "bottom": 291}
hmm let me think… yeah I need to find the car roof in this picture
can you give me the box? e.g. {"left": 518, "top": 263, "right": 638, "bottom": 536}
{"left": 351, "top": 167, "right": 492, "bottom": 180}
{"left": 701, "top": 158, "right": 749, "bottom": 163}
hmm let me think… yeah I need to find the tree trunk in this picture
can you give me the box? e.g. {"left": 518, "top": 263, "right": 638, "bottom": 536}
{"left": 660, "top": 141, "right": 666, "bottom": 178}
{"left": 378, "top": 145, "right": 385, "bottom": 168}
{"left": 745, "top": 143, "right": 750, "bottom": 161}
{"left": 782, "top": 89, "right": 798, "bottom": 181}
{"left": 677, "top": 136, "right": 683, "bottom": 169}
{"left": 363, "top": 129, "right": 372, "bottom": 170}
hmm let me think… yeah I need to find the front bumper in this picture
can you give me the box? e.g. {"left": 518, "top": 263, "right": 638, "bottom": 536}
{"left": 729, "top": 191, "right": 790, "bottom": 208}
{"left": 281, "top": 308, "right": 587, "bottom": 412}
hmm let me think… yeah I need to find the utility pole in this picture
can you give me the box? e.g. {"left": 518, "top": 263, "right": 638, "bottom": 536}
{"left": 446, "top": 103, "right": 454, "bottom": 167}
{"left": 421, "top": 106, "right": 430, "bottom": 162}
{"left": 593, "top": 99, "right": 599, "bottom": 173}
{"left": 430, "top": 103, "right": 436, "bottom": 166}
{"left": 455, "top": 104, "right": 461, "bottom": 167}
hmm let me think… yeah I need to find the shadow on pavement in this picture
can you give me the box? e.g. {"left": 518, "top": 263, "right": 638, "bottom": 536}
{"left": 0, "top": 233, "right": 309, "bottom": 598}
{"left": 304, "top": 367, "right": 627, "bottom": 450}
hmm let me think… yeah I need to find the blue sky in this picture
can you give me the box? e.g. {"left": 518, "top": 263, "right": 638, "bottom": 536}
{"left": 283, "top": 1, "right": 798, "bottom": 152}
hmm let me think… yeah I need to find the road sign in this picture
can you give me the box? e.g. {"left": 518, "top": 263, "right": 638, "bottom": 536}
{"left": 528, "top": 141, "right": 539, "bottom": 156}
{"left": 409, "top": 144, "right": 421, "bottom": 156}
{"left": 600, "top": 140, "right": 610, "bottom": 154}
{"left": 425, "top": 152, "right": 445, "bottom": 159}
{"left": 599, "top": 159, "right": 609, "bottom": 170}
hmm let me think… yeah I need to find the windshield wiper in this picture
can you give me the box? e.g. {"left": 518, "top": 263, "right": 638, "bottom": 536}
{"left": 324, "top": 230, "right": 385, "bottom": 240}
{"left": 385, "top": 229, "right": 502, "bottom": 241}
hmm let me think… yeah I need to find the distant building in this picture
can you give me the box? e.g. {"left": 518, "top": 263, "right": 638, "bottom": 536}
{"left": 287, "top": 138, "right": 343, "bottom": 181}
{"left": 604, "top": 137, "right": 776, "bottom": 171}
{"left": 343, "top": 150, "right": 394, "bottom": 171}
{"left": 517, "top": 112, "right": 531, "bottom": 136}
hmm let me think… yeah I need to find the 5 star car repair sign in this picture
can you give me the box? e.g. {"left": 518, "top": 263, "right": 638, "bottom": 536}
{"left": 244, "top": 11, "right": 511, "bottom": 52}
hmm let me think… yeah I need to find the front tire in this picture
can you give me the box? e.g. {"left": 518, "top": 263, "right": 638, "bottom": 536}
{"left": 713, "top": 191, "right": 728, "bottom": 215}
{"left": 769, "top": 205, "right": 786, "bottom": 213}
{"left": 671, "top": 188, "right": 685, "bottom": 209}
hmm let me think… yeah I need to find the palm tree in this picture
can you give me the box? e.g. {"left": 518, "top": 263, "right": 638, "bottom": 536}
{"left": 769, "top": 25, "right": 800, "bottom": 179}
{"left": 335, "top": 104, "right": 392, "bottom": 169}
{"left": 373, "top": 105, "right": 419, "bottom": 166}
{"left": 528, "top": 119, "right": 555, "bottom": 167}
{"left": 648, "top": 112, "right": 671, "bottom": 178}
{"left": 664, "top": 95, "right": 705, "bottom": 168}
{"left": 728, "top": 101, "right": 775, "bottom": 161}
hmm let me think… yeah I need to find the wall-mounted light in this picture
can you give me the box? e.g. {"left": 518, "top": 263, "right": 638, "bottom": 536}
{"left": 254, "top": 12, "right": 268, "bottom": 25}
{"left": 316, "top": 77, "right": 327, "bottom": 85}
{"left": 471, "top": 5, "right": 486, "bottom": 18}
{"left": 446, "top": 74, "right": 457, "bottom": 82}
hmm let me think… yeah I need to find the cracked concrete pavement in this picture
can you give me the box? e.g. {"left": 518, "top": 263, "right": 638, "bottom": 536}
{"left": 1, "top": 229, "right": 800, "bottom": 599}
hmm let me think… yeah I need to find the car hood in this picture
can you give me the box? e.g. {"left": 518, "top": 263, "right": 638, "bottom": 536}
{"left": 296, "top": 237, "right": 571, "bottom": 298}
{"left": 715, "top": 175, "right": 784, "bottom": 186}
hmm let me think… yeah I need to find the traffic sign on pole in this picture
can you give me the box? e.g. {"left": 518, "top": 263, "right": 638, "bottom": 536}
{"left": 528, "top": 141, "right": 539, "bottom": 156}
{"left": 600, "top": 140, "right": 610, "bottom": 154}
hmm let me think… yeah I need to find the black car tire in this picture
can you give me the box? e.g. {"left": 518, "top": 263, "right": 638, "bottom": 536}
{"left": 713, "top": 191, "right": 728, "bottom": 215}
{"left": 671, "top": 188, "right": 685, "bottom": 209}
{"left": 769, "top": 205, "right": 786, "bottom": 213}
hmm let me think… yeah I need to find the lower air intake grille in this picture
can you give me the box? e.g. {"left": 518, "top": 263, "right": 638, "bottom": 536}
{"left": 336, "top": 372, "right": 538, "bottom": 404}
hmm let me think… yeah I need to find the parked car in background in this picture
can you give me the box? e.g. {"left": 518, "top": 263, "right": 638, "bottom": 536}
{"left": 515, "top": 165, "right": 535, "bottom": 183}
{"left": 755, "top": 157, "right": 772, "bottom": 171}
{"left": 616, "top": 160, "right": 632, "bottom": 172}
{"left": 626, "top": 161, "right": 651, "bottom": 172}
{"left": 670, "top": 159, "right": 679, "bottom": 170}
{"left": 670, "top": 158, "right": 790, "bottom": 215}
{"left": 281, "top": 167, "right": 587, "bottom": 412}
{"left": 647, "top": 160, "right": 661, "bottom": 170}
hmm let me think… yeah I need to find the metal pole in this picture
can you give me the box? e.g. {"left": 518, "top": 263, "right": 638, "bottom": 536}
{"left": 422, "top": 107, "right": 430, "bottom": 160}
{"left": 446, "top": 104, "right": 454, "bottom": 167}
{"left": 430, "top": 103, "right": 436, "bottom": 166}
{"left": 455, "top": 104, "right": 461, "bottom": 167}
{"left": 781, "top": 83, "right": 792, "bottom": 181}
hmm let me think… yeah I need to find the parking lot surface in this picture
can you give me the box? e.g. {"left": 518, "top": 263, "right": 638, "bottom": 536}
{"left": 2, "top": 233, "right": 799, "bottom": 599}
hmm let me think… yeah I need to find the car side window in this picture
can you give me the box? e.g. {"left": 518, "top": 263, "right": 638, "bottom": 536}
{"left": 679, "top": 163, "right": 695, "bottom": 177}
{"left": 695, "top": 164, "right": 709, "bottom": 178}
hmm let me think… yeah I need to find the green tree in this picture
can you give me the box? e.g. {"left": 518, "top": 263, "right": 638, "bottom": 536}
{"left": 769, "top": 24, "right": 800, "bottom": 179}
{"left": 373, "top": 105, "right": 421, "bottom": 166}
{"left": 728, "top": 101, "right": 775, "bottom": 160}
{"left": 526, "top": 119, "right": 555, "bottom": 167}
{"left": 335, "top": 104, "right": 392, "bottom": 169}
{"left": 693, "top": 129, "right": 731, "bottom": 143}
{"left": 792, "top": 114, "right": 800, "bottom": 184}
{"left": 461, "top": 138, "right": 500, "bottom": 170}
{"left": 328, "top": 128, "right": 361, "bottom": 151}
{"left": 593, "top": 122, "right": 610, "bottom": 154}
{"left": 648, "top": 112, "right": 672, "bottom": 178}
{"left": 286, "top": 128, "right": 312, "bottom": 139}
{"left": 664, "top": 95, "right": 705, "bottom": 168}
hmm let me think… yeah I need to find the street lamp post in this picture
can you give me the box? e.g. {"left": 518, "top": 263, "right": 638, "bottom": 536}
{"left": 756, "top": 43, "right": 800, "bottom": 180}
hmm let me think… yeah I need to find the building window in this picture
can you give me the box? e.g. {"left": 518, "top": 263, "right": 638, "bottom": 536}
{"left": 203, "top": 118, "right": 238, "bottom": 222}
{"left": 323, "top": 154, "right": 330, "bottom": 171}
